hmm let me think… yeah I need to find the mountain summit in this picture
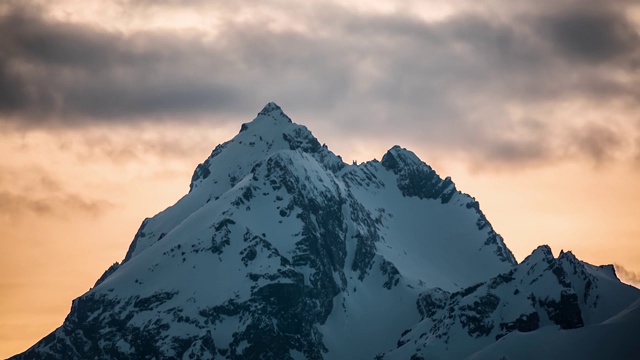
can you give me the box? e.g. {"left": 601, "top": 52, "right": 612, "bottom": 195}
{"left": 13, "top": 103, "right": 640, "bottom": 359}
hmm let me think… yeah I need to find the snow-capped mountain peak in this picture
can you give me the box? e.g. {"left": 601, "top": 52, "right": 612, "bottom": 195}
{"left": 13, "top": 103, "right": 640, "bottom": 360}
{"left": 522, "top": 244, "right": 555, "bottom": 265}
{"left": 381, "top": 145, "right": 424, "bottom": 170}
{"left": 257, "top": 101, "right": 290, "bottom": 119}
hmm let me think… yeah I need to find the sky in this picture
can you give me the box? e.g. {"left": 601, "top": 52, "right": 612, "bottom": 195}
{"left": 1, "top": 0, "right": 640, "bottom": 356}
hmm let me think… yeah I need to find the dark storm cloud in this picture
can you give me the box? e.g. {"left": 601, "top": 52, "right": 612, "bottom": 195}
{"left": 0, "top": 2, "right": 359, "bottom": 124}
{"left": 472, "top": 119, "right": 554, "bottom": 167}
{"left": 0, "top": 5, "right": 248, "bottom": 122}
{"left": 537, "top": 9, "right": 640, "bottom": 64}
{"left": 1, "top": 0, "right": 639, "bottom": 167}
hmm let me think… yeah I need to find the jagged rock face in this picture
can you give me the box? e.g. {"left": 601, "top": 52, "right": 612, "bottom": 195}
{"left": 13, "top": 103, "right": 640, "bottom": 360}
{"left": 383, "top": 245, "right": 640, "bottom": 359}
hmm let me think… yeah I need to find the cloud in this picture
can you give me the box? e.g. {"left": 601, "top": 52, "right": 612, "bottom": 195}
{"left": 481, "top": 139, "right": 552, "bottom": 166}
{"left": 570, "top": 123, "right": 625, "bottom": 165}
{"left": 0, "top": 4, "right": 248, "bottom": 122}
{"left": 0, "top": 191, "right": 111, "bottom": 221}
{"left": 0, "top": 0, "right": 638, "bottom": 170}
{"left": 0, "top": 169, "right": 111, "bottom": 221}
{"left": 614, "top": 263, "right": 640, "bottom": 287}
{"left": 536, "top": 7, "right": 639, "bottom": 64}
{"left": 59, "top": 128, "right": 221, "bottom": 163}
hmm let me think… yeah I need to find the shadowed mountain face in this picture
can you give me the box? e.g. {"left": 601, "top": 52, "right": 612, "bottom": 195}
{"left": 13, "top": 103, "right": 639, "bottom": 360}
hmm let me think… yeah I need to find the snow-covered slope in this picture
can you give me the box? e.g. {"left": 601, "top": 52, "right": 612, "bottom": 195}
{"left": 380, "top": 245, "right": 640, "bottom": 359}
{"left": 12, "top": 103, "right": 640, "bottom": 360}
{"left": 467, "top": 298, "right": 640, "bottom": 360}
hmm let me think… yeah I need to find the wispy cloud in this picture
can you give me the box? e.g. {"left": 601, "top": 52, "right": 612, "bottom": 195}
{"left": 0, "top": 169, "right": 112, "bottom": 221}
{"left": 571, "top": 123, "right": 626, "bottom": 165}
{"left": 614, "top": 263, "right": 640, "bottom": 287}
{"left": 0, "top": 191, "right": 111, "bottom": 220}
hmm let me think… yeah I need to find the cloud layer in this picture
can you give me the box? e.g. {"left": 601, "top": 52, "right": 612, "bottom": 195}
{"left": 1, "top": 0, "right": 639, "bottom": 167}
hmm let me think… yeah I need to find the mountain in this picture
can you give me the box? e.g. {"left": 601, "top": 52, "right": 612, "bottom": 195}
{"left": 467, "top": 298, "right": 640, "bottom": 360}
{"left": 383, "top": 246, "right": 640, "bottom": 359}
{"left": 12, "top": 103, "right": 640, "bottom": 359}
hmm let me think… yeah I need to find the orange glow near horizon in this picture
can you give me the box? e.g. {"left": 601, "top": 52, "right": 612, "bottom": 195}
{"left": 1, "top": 124, "right": 640, "bottom": 358}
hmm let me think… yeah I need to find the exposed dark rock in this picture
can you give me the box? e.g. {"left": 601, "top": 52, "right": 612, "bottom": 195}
{"left": 381, "top": 146, "right": 456, "bottom": 204}
{"left": 539, "top": 291, "right": 584, "bottom": 330}
{"left": 380, "top": 259, "right": 401, "bottom": 290}
{"left": 499, "top": 312, "right": 540, "bottom": 335}
{"left": 93, "top": 262, "right": 120, "bottom": 288}
{"left": 417, "top": 288, "right": 449, "bottom": 319}
{"left": 458, "top": 294, "right": 500, "bottom": 337}
{"left": 122, "top": 218, "right": 150, "bottom": 264}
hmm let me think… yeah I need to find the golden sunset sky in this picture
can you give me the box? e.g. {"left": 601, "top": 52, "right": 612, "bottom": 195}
{"left": 2, "top": 0, "right": 640, "bottom": 357}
